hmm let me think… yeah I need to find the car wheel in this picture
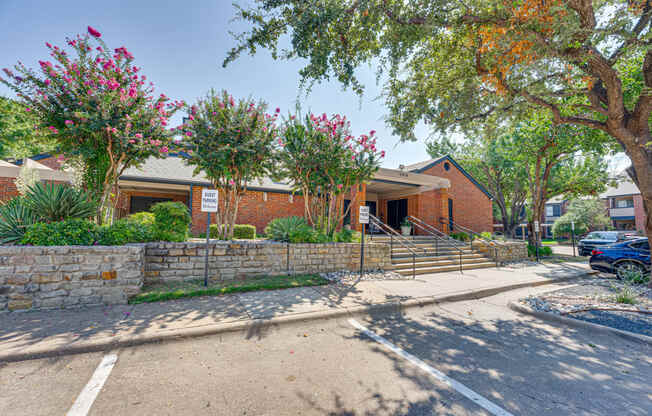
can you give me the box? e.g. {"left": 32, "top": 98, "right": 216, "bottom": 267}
{"left": 614, "top": 261, "right": 646, "bottom": 280}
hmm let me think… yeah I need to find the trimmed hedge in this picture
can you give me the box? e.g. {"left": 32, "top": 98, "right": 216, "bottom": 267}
{"left": 209, "top": 224, "right": 256, "bottom": 240}
{"left": 96, "top": 218, "right": 156, "bottom": 245}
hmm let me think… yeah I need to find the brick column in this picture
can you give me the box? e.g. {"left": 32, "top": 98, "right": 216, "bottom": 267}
{"left": 351, "top": 184, "right": 367, "bottom": 232}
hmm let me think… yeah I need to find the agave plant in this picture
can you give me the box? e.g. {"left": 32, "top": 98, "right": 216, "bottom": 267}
{"left": 264, "top": 216, "right": 309, "bottom": 242}
{"left": 24, "top": 182, "right": 97, "bottom": 223}
{"left": 0, "top": 197, "right": 37, "bottom": 244}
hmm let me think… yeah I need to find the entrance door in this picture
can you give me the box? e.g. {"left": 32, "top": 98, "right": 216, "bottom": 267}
{"left": 448, "top": 198, "right": 454, "bottom": 230}
{"left": 387, "top": 199, "right": 408, "bottom": 230}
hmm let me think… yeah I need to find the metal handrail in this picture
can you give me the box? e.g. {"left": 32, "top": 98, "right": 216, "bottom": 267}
{"left": 368, "top": 214, "right": 419, "bottom": 279}
{"left": 444, "top": 218, "right": 504, "bottom": 267}
{"left": 407, "top": 216, "right": 468, "bottom": 250}
{"left": 405, "top": 216, "right": 464, "bottom": 273}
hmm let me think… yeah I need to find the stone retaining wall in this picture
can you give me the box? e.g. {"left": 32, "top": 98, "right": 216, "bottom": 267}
{"left": 472, "top": 240, "right": 528, "bottom": 263}
{"left": 0, "top": 241, "right": 391, "bottom": 311}
{"left": 144, "top": 241, "right": 391, "bottom": 283}
{"left": 0, "top": 246, "right": 144, "bottom": 311}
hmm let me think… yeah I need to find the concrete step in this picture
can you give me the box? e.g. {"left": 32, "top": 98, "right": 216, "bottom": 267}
{"left": 395, "top": 262, "right": 497, "bottom": 276}
{"left": 392, "top": 253, "right": 487, "bottom": 263}
{"left": 391, "top": 248, "right": 476, "bottom": 256}
{"left": 392, "top": 257, "right": 493, "bottom": 270}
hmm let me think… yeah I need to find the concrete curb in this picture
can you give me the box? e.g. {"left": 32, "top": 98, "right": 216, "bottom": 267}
{"left": 508, "top": 301, "right": 652, "bottom": 346}
{"left": 0, "top": 274, "right": 589, "bottom": 363}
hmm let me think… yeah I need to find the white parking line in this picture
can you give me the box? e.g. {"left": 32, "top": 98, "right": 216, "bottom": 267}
{"left": 66, "top": 354, "right": 117, "bottom": 416}
{"left": 348, "top": 319, "right": 515, "bottom": 416}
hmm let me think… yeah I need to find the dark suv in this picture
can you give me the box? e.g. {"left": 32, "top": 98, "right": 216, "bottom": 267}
{"left": 589, "top": 238, "right": 650, "bottom": 278}
{"left": 577, "top": 231, "right": 633, "bottom": 256}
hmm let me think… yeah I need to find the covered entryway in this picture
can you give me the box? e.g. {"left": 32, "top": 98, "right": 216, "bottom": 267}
{"left": 387, "top": 199, "right": 408, "bottom": 230}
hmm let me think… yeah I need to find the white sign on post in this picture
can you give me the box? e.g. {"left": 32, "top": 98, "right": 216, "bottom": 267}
{"left": 571, "top": 221, "right": 575, "bottom": 231}
{"left": 359, "top": 206, "right": 370, "bottom": 224}
{"left": 201, "top": 189, "right": 218, "bottom": 212}
{"left": 534, "top": 220, "right": 540, "bottom": 233}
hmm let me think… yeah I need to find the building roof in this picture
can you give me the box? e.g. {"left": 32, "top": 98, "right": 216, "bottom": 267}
{"left": 404, "top": 155, "right": 493, "bottom": 199}
{"left": 120, "top": 155, "right": 295, "bottom": 192}
{"left": 600, "top": 179, "right": 640, "bottom": 198}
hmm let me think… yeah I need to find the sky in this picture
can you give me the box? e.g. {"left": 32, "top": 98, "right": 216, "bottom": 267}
{"left": 0, "top": 0, "right": 433, "bottom": 169}
{"left": 0, "top": 0, "right": 630, "bottom": 173}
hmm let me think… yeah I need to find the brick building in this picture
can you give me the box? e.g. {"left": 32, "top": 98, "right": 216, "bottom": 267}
{"left": 1, "top": 154, "right": 493, "bottom": 236}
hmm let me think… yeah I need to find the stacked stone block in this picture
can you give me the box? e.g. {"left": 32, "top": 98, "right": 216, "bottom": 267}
{"left": 0, "top": 246, "right": 144, "bottom": 311}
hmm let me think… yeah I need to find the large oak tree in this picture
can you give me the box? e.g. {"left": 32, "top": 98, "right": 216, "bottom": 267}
{"left": 225, "top": 0, "right": 651, "bottom": 255}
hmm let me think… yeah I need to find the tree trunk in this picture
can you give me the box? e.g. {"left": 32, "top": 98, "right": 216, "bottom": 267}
{"left": 625, "top": 146, "right": 652, "bottom": 287}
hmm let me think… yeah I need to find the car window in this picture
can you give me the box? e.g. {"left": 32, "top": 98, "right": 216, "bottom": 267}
{"left": 586, "top": 232, "right": 600, "bottom": 239}
{"left": 629, "top": 241, "right": 650, "bottom": 251}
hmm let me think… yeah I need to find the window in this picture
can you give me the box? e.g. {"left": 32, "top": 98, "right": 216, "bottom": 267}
{"left": 546, "top": 205, "right": 560, "bottom": 217}
{"left": 616, "top": 198, "right": 634, "bottom": 208}
{"left": 629, "top": 241, "right": 650, "bottom": 251}
{"left": 546, "top": 206, "right": 554, "bottom": 216}
{"left": 443, "top": 162, "right": 450, "bottom": 171}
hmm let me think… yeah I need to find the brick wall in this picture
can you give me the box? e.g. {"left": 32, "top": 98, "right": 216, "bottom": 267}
{"left": 634, "top": 194, "right": 646, "bottom": 232}
{"left": 144, "top": 241, "right": 391, "bottom": 283}
{"left": 0, "top": 246, "right": 143, "bottom": 311}
{"left": 190, "top": 186, "right": 306, "bottom": 235}
{"left": 0, "top": 177, "right": 18, "bottom": 202}
{"left": 417, "top": 161, "right": 493, "bottom": 233}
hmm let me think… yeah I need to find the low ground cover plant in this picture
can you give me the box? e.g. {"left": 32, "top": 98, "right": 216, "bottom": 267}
{"left": 130, "top": 274, "right": 328, "bottom": 304}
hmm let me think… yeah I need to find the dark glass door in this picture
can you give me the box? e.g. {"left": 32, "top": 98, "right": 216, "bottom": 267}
{"left": 448, "top": 198, "right": 454, "bottom": 230}
{"left": 387, "top": 199, "right": 408, "bottom": 229}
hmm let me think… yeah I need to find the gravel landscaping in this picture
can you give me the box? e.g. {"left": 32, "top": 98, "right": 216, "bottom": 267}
{"left": 321, "top": 270, "right": 408, "bottom": 284}
{"left": 520, "top": 275, "right": 651, "bottom": 337}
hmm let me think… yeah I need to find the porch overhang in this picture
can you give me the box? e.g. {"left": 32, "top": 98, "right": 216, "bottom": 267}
{"left": 366, "top": 167, "right": 450, "bottom": 200}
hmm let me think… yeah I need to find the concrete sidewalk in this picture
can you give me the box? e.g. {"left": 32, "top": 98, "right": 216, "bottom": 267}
{"left": 0, "top": 262, "right": 593, "bottom": 362}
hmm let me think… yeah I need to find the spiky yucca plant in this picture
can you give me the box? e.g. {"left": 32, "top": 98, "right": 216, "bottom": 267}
{"left": 0, "top": 197, "right": 37, "bottom": 244}
{"left": 25, "top": 182, "right": 97, "bottom": 223}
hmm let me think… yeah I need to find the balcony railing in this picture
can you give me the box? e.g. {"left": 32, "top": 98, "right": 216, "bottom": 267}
{"left": 609, "top": 207, "right": 635, "bottom": 218}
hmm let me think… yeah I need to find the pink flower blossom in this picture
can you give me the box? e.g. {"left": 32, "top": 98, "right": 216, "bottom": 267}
{"left": 48, "top": 126, "right": 58, "bottom": 134}
{"left": 25, "top": 107, "right": 31, "bottom": 112}
{"left": 45, "top": 42, "right": 52, "bottom": 48}
{"left": 337, "top": 184, "right": 343, "bottom": 190}
{"left": 380, "top": 150, "right": 386, "bottom": 158}
{"left": 189, "top": 115, "right": 194, "bottom": 121}
{"left": 185, "top": 131, "right": 192, "bottom": 137}
{"left": 135, "top": 133, "right": 143, "bottom": 139}
{"left": 129, "top": 139, "right": 136, "bottom": 144}
{"left": 370, "top": 130, "right": 376, "bottom": 136}
{"left": 44, "top": 79, "right": 51, "bottom": 86}
{"left": 64, "top": 120, "right": 73, "bottom": 126}
{"left": 229, "top": 179, "right": 235, "bottom": 186}
{"left": 87, "top": 26, "right": 102, "bottom": 38}
{"left": 160, "top": 146, "right": 169, "bottom": 153}
{"left": 275, "top": 107, "right": 280, "bottom": 113}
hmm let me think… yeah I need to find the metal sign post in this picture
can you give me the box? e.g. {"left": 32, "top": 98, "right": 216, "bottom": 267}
{"left": 359, "top": 206, "right": 370, "bottom": 275}
{"left": 571, "top": 221, "right": 576, "bottom": 257}
{"left": 534, "top": 220, "right": 540, "bottom": 262}
{"left": 201, "top": 189, "right": 218, "bottom": 287}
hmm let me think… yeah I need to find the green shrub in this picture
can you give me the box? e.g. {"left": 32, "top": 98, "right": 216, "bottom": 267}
{"left": 233, "top": 224, "right": 256, "bottom": 239}
{"left": 0, "top": 197, "right": 37, "bottom": 244}
{"left": 21, "top": 219, "right": 98, "bottom": 246}
{"left": 614, "top": 285, "right": 638, "bottom": 305}
{"left": 127, "top": 211, "right": 156, "bottom": 225}
{"left": 24, "top": 182, "right": 97, "bottom": 222}
{"left": 96, "top": 218, "right": 156, "bottom": 245}
{"left": 620, "top": 268, "right": 650, "bottom": 285}
{"left": 265, "top": 216, "right": 309, "bottom": 242}
{"left": 288, "top": 224, "right": 315, "bottom": 243}
{"left": 334, "top": 228, "right": 354, "bottom": 242}
{"left": 210, "top": 224, "right": 256, "bottom": 240}
{"left": 450, "top": 232, "right": 470, "bottom": 241}
{"left": 480, "top": 231, "right": 493, "bottom": 240}
{"left": 527, "top": 244, "right": 552, "bottom": 257}
{"left": 150, "top": 201, "right": 191, "bottom": 242}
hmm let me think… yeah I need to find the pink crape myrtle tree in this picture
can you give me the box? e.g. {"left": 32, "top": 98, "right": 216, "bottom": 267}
{"left": 182, "top": 90, "right": 279, "bottom": 239}
{"left": 278, "top": 113, "right": 385, "bottom": 236}
{"left": 0, "top": 26, "right": 182, "bottom": 223}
